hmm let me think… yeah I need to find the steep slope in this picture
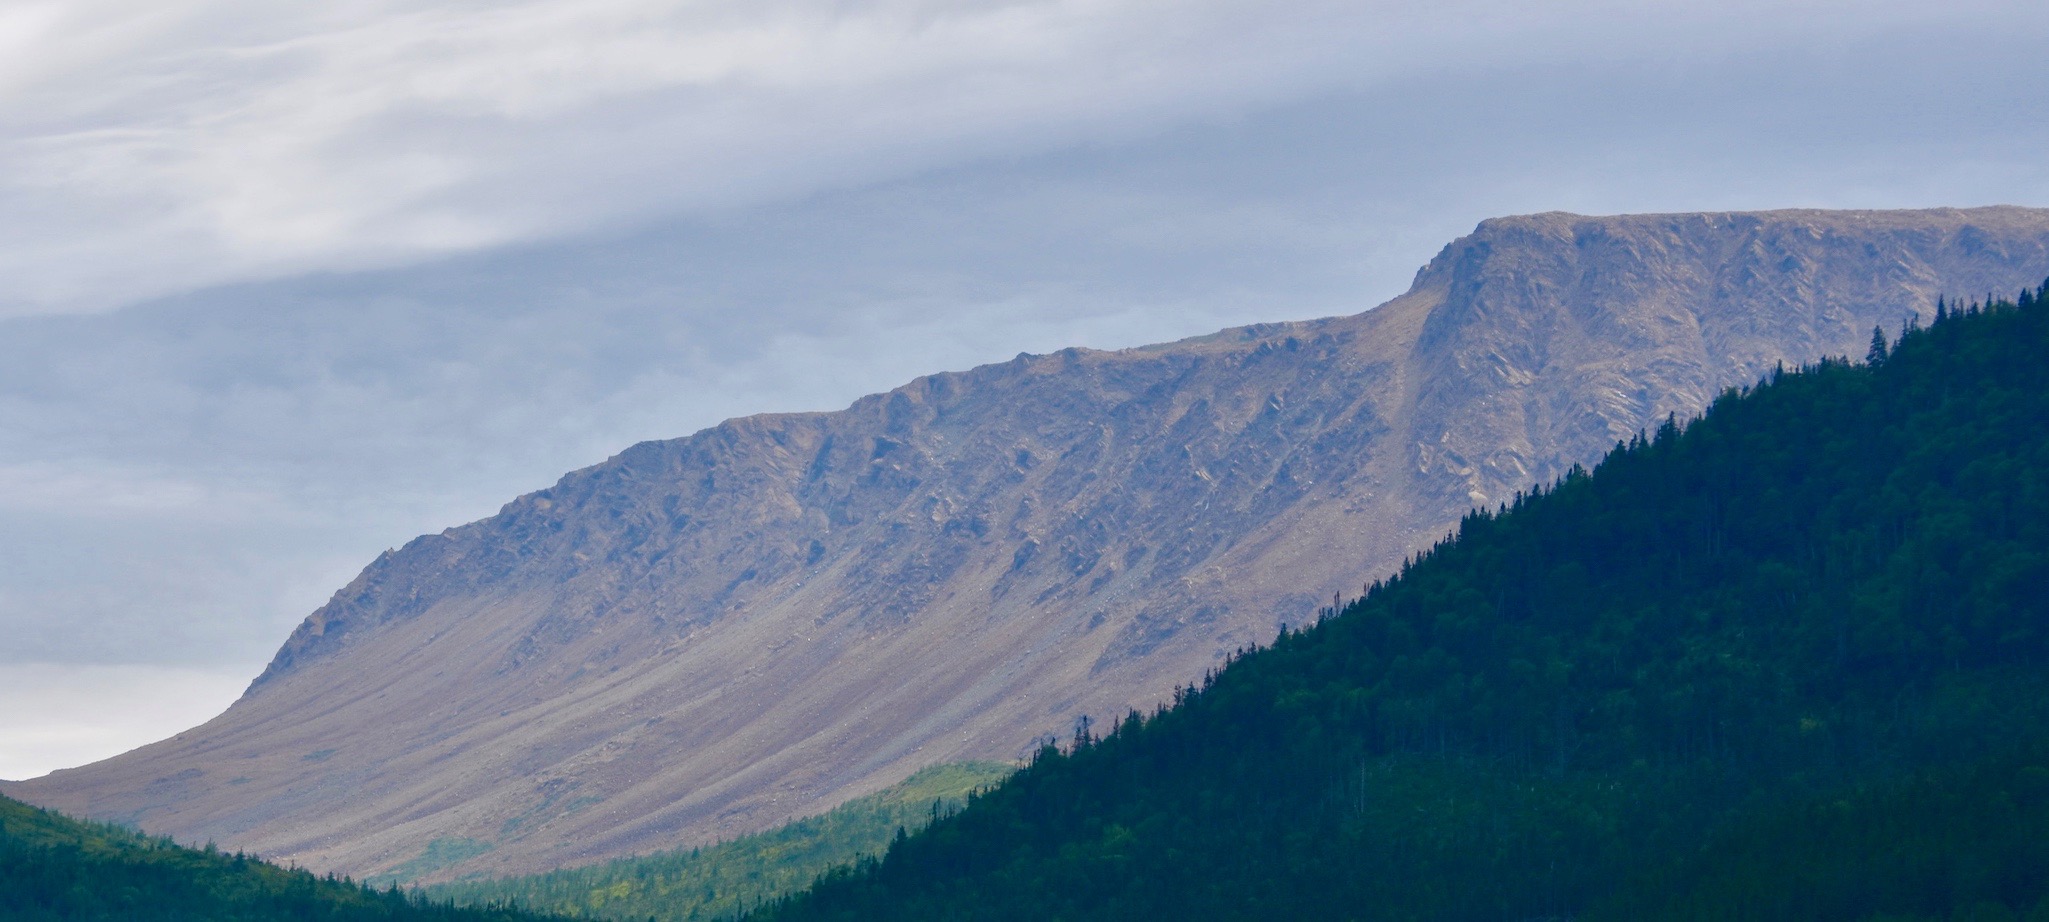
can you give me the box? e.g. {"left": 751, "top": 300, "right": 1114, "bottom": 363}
{"left": 761, "top": 285, "right": 2049, "bottom": 921}
{"left": 11, "top": 207, "right": 2049, "bottom": 882}
{"left": 0, "top": 792, "right": 559, "bottom": 921}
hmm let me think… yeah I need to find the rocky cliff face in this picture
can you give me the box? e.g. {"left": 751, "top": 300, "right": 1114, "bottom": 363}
{"left": 12, "top": 207, "right": 2049, "bottom": 881}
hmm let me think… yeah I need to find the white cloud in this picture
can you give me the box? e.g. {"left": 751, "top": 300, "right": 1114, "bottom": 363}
{"left": 0, "top": 461, "right": 286, "bottom": 516}
{"left": 3, "top": 0, "right": 2039, "bottom": 314}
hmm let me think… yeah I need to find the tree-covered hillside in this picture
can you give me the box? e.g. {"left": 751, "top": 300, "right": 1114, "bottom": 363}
{"left": 0, "top": 792, "right": 558, "bottom": 921}
{"left": 759, "top": 285, "right": 2049, "bottom": 921}
{"left": 1590, "top": 747, "right": 2049, "bottom": 921}
{"left": 426, "top": 762, "right": 1012, "bottom": 922}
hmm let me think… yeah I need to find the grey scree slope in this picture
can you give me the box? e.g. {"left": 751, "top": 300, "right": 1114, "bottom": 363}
{"left": 11, "top": 207, "right": 2049, "bottom": 882}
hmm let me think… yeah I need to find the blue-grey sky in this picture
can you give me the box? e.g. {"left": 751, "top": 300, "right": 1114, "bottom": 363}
{"left": 3, "top": 0, "right": 2049, "bottom": 779}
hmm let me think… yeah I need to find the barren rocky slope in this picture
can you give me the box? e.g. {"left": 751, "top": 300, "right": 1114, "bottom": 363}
{"left": 12, "top": 207, "right": 2049, "bottom": 882}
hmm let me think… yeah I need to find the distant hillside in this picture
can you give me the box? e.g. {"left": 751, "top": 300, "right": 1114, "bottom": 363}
{"left": 14, "top": 207, "right": 2049, "bottom": 882}
{"left": 425, "top": 762, "right": 1012, "bottom": 922}
{"left": 759, "top": 286, "right": 2049, "bottom": 921}
{"left": 0, "top": 793, "right": 558, "bottom": 921}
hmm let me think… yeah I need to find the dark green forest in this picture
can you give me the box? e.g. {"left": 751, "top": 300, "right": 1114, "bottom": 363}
{"left": 426, "top": 762, "right": 1012, "bottom": 922}
{"left": 0, "top": 792, "right": 560, "bottom": 921}
{"left": 756, "top": 286, "right": 2049, "bottom": 921}
{"left": 1594, "top": 748, "right": 2049, "bottom": 921}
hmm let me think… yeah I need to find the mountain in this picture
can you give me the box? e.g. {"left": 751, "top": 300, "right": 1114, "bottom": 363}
{"left": 760, "top": 285, "right": 2049, "bottom": 921}
{"left": 0, "top": 791, "right": 559, "bottom": 921}
{"left": 10, "top": 207, "right": 2049, "bottom": 882}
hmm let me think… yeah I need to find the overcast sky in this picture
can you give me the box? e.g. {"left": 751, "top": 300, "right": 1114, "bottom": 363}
{"left": 4, "top": 0, "right": 2049, "bottom": 780}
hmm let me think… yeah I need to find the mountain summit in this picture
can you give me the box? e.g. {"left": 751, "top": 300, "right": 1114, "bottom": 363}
{"left": 12, "top": 207, "right": 2049, "bottom": 881}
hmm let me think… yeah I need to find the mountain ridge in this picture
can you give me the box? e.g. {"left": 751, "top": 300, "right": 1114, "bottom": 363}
{"left": 12, "top": 205, "right": 2049, "bottom": 882}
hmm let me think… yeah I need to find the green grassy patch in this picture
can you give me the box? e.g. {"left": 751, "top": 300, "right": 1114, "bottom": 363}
{"left": 426, "top": 761, "right": 1014, "bottom": 921}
